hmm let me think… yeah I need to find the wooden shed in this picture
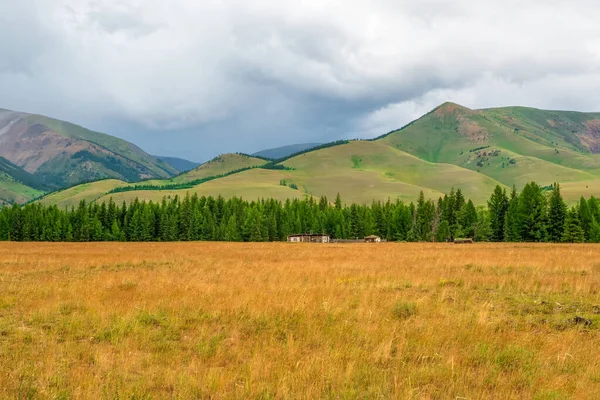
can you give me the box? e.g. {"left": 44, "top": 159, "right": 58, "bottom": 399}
{"left": 454, "top": 238, "right": 474, "bottom": 244}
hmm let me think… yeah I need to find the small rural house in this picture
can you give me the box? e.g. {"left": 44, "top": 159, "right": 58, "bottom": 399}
{"left": 365, "top": 235, "right": 382, "bottom": 243}
{"left": 454, "top": 238, "right": 474, "bottom": 244}
{"left": 287, "top": 234, "right": 330, "bottom": 243}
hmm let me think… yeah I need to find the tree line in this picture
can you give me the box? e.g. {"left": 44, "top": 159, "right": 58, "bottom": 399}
{"left": 0, "top": 181, "right": 598, "bottom": 243}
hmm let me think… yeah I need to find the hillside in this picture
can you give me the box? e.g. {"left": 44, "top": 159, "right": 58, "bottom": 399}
{"left": 0, "top": 108, "right": 178, "bottom": 195}
{"left": 0, "top": 173, "right": 44, "bottom": 205}
{"left": 380, "top": 103, "right": 600, "bottom": 189}
{"left": 173, "top": 154, "right": 267, "bottom": 183}
{"left": 253, "top": 143, "right": 322, "bottom": 160}
{"left": 0, "top": 157, "right": 47, "bottom": 204}
{"left": 156, "top": 156, "right": 200, "bottom": 172}
{"left": 34, "top": 103, "right": 600, "bottom": 206}
{"left": 36, "top": 153, "right": 268, "bottom": 209}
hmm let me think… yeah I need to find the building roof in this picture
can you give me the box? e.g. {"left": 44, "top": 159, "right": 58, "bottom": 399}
{"left": 287, "top": 233, "right": 330, "bottom": 237}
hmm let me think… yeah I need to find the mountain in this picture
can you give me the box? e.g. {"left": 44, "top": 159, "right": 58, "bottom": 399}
{"left": 0, "top": 157, "right": 46, "bottom": 205}
{"left": 252, "top": 143, "right": 322, "bottom": 160}
{"left": 37, "top": 153, "right": 269, "bottom": 208}
{"left": 0, "top": 108, "right": 178, "bottom": 194}
{"left": 34, "top": 103, "right": 600, "bottom": 207}
{"left": 155, "top": 156, "right": 200, "bottom": 173}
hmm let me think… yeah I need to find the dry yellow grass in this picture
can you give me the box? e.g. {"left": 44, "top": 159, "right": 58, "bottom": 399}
{"left": 1, "top": 243, "right": 600, "bottom": 399}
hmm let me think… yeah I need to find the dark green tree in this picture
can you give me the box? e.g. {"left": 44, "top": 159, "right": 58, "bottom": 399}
{"left": 562, "top": 207, "right": 585, "bottom": 243}
{"left": 487, "top": 185, "right": 509, "bottom": 241}
{"left": 435, "top": 220, "right": 450, "bottom": 242}
{"left": 547, "top": 183, "right": 567, "bottom": 242}
{"left": 517, "top": 182, "right": 547, "bottom": 242}
{"left": 504, "top": 186, "right": 520, "bottom": 242}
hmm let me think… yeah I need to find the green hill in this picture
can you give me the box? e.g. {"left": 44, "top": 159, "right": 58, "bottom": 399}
{"left": 0, "top": 108, "right": 179, "bottom": 202}
{"left": 155, "top": 156, "right": 200, "bottom": 173}
{"left": 173, "top": 153, "right": 268, "bottom": 183}
{"left": 0, "top": 157, "right": 46, "bottom": 205}
{"left": 33, "top": 103, "right": 600, "bottom": 206}
{"left": 252, "top": 143, "right": 322, "bottom": 160}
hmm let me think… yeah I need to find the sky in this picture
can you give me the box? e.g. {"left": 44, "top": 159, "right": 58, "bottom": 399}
{"left": 2, "top": 0, "right": 600, "bottom": 161}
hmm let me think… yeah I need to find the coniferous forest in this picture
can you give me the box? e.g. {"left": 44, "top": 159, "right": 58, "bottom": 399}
{"left": 1, "top": 182, "right": 599, "bottom": 243}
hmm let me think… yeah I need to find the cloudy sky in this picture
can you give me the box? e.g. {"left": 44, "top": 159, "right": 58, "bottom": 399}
{"left": 2, "top": 0, "right": 600, "bottom": 161}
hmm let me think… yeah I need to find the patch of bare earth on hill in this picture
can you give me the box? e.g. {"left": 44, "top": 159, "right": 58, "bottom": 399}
{"left": 576, "top": 120, "right": 600, "bottom": 153}
{"left": 434, "top": 104, "right": 489, "bottom": 143}
{"left": 0, "top": 121, "right": 90, "bottom": 172}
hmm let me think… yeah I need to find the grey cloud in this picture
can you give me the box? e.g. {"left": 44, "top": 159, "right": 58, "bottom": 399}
{"left": 1, "top": 0, "right": 600, "bottom": 160}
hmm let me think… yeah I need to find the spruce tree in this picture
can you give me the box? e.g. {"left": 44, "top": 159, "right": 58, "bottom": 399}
{"left": 517, "top": 182, "right": 547, "bottom": 242}
{"left": 335, "top": 193, "right": 343, "bottom": 210}
{"left": 459, "top": 200, "right": 478, "bottom": 238}
{"left": 415, "top": 192, "right": 435, "bottom": 241}
{"left": 562, "top": 207, "right": 585, "bottom": 243}
{"left": 435, "top": 220, "right": 450, "bottom": 242}
{"left": 0, "top": 212, "right": 9, "bottom": 241}
{"left": 487, "top": 185, "right": 509, "bottom": 241}
{"left": 224, "top": 215, "right": 241, "bottom": 242}
{"left": 579, "top": 196, "right": 593, "bottom": 240}
{"left": 504, "top": 186, "right": 520, "bottom": 242}
{"left": 589, "top": 217, "right": 600, "bottom": 243}
{"left": 588, "top": 196, "right": 600, "bottom": 223}
{"left": 474, "top": 206, "right": 491, "bottom": 242}
{"left": 547, "top": 183, "right": 567, "bottom": 242}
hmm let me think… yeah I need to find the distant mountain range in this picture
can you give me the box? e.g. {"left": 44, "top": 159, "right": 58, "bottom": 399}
{"left": 0, "top": 108, "right": 180, "bottom": 204}
{"left": 155, "top": 156, "right": 200, "bottom": 173}
{"left": 252, "top": 143, "right": 322, "bottom": 159}
{"left": 6, "top": 102, "right": 600, "bottom": 207}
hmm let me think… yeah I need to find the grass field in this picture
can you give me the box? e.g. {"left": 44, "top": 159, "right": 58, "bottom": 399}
{"left": 1, "top": 243, "right": 600, "bottom": 398}
{"left": 37, "top": 179, "right": 129, "bottom": 209}
{"left": 172, "top": 154, "right": 267, "bottom": 183}
{"left": 0, "top": 175, "right": 44, "bottom": 205}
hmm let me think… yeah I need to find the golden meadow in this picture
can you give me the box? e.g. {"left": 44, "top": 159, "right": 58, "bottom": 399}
{"left": 1, "top": 242, "right": 599, "bottom": 399}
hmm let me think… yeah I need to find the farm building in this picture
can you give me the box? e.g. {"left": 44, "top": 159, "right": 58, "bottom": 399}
{"left": 454, "top": 238, "right": 474, "bottom": 244}
{"left": 287, "top": 234, "right": 330, "bottom": 243}
{"left": 365, "top": 235, "right": 381, "bottom": 243}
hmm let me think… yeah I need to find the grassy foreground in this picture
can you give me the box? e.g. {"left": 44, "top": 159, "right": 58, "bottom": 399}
{"left": 1, "top": 243, "right": 600, "bottom": 399}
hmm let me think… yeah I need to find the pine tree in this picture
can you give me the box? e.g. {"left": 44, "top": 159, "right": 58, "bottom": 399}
{"left": 504, "top": 186, "right": 520, "bottom": 242}
{"left": 487, "top": 185, "right": 509, "bottom": 241}
{"left": 562, "top": 207, "right": 585, "bottom": 243}
{"left": 334, "top": 193, "right": 342, "bottom": 210}
{"left": 474, "top": 206, "right": 491, "bottom": 242}
{"left": 110, "top": 221, "right": 123, "bottom": 241}
{"left": 0, "top": 212, "right": 9, "bottom": 241}
{"left": 547, "top": 183, "right": 567, "bottom": 242}
{"left": 588, "top": 196, "right": 600, "bottom": 223}
{"left": 224, "top": 215, "right": 241, "bottom": 242}
{"left": 588, "top": 217, "right": 600, "bottom": 243}
{"left": 435, "top": 220, "right": 450, "bottom": 242}
{"left": 415, "top": 192, "right": 435, "bottom": 241}
{"left": 459, "top": 200, "right": 478, "bottom": 238}
{"left": 517, "top": 182, "right": 547, "bottom": 242}
{"left": 579, "top": 196, "right": 593, "bottom": 240}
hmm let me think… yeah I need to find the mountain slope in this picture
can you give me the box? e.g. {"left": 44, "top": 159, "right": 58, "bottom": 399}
{"left": 155, "top": 156, "right": 200, "bottom": 173}
{"left": 34, "top": 153, "right": 268, "bottom": 209}
{"left": 34, "top": 103, "right": 600, "bottom": 206}
{"left": 253, "top": 143, "right": 322, "bottom": 160}
{"left": 37, "top": 179, "right": 129, "bottom": 209}
{"left": 173, "top": 153, "right": 267, "bottom": 183}
{"left": 380, "top": 102, "right": 600, "bottom": 189}
{"left": 0, "top": 109, "right": 178, "bottom": 191}
{"left": 0, "top": 173, "right": 44, "bottom": 205}
{"left": 0, "top": 157, "right": 46, "bottom": 205}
